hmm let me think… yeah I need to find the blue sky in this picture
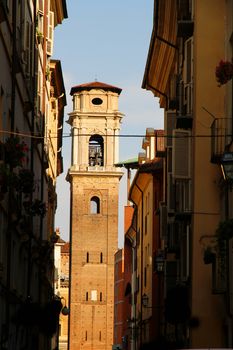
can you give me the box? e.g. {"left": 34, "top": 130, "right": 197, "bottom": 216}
{"left": 54, "top": 0, "right": 164, "bottom": 245}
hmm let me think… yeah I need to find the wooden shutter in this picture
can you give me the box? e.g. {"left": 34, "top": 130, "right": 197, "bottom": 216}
{"left": 172, "top": 129, "right": 191, "bottom": 178}
{"left": 165, "top": 111, "right": 176, "bottom": 147}
{"left": 159, "top": 202, "right": 168, "bottom": 240}
{"left": 46, "top": 11, "right": 54, "bottom": 56}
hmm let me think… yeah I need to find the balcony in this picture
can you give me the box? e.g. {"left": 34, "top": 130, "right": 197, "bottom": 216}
{"left": 211, "top": 118, "right": 232, "bottom": 163}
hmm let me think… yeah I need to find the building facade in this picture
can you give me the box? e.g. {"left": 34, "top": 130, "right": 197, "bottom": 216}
{"left": 113, "top": 206, "right": 134, "bottom": 350}
{"left": 0, "top": 1, "right": 67, "bottom": 349}
{"left": 128, "top": 129, "right": 164, "bottom": 350}
{"left": 54, "top": 237, "right": 70, "bottom": 350}
{"left": 114, "top": 248, "right": 124, "bottom": 349}
{"left": 143, "top": 0, "right": 233, "bottom": 347}
{"left": 67, "top": 81, "right": 124, "bottom": 350}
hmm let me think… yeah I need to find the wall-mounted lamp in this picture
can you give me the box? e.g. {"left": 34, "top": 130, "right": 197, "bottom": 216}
{"left": 142, "top": 293, "right": 149, "bottom": 308}
{"left": 60, "top": 297, "right": 69, "bottom": 316}
{"left": 221, "top": 152, "right": 233, "bottom": 182}
{"left": 155, "top": 250, "right": 165, "bottom": 273}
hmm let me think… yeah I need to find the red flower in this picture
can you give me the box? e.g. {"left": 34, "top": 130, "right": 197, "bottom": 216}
{"left": 215, "top": 59, "right": 233, "bottom": 86}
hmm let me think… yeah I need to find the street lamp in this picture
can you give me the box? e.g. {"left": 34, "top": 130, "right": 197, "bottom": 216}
{"left": 221, "top": 152, "right": 233, "bottom": 182}
{"left": 142, "top": 293, "right": 150, "bottom": 308}
{"left": 60, "top": 297, "right": 69, "bottom": 316}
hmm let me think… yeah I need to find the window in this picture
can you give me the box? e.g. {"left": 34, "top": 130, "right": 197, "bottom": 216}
{"left": 100, "top": 252, "right": 103, "bottom": 263}
{"left": 86, "top": 252, "right": 89, "bottom": 263}
{"left": 89, "top": 134, "right": 104, "bottom": 166}
{"left": 144, "top": 266, "right": 147, "bottom": 287}
{"left": 85, "top": 331, "right": 87, "bottom": 341}
{"left": 86, "top": 292, "right": 88, "bottom": 301}
{"left": 100, "top": 292, "right": 102, "bottom": 302}
{"left": 90, "top": 196, "right": 100, "bottom": 214}
{"left": 99, "top": 331, "right": 102, "bottom": 341}
{"left": 91, "top": 290, "right": 97, "bottom": 301}
{"left": 92, "top": 97, "right": 103, "bottom": 105}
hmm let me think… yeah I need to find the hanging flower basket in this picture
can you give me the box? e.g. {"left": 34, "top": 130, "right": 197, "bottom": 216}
{"left": 39, "top": 299, "right": 63, "bottom": 336}
{"left": 15, "top": 168, "right": 34, "bottom": 193}
{"left": 0, "top": 165, "right": 9, "bottom": 199}
{"left": 216, "top": 218, "right": 233, "bottom": 241}
{"left": 23, "top": 199, "right": 47, "bottom": 217}
{"left": 203, "top": 246, "right": 216, "bottom": 264}
{"left": 0, "top": 165, "right": 19, "bottom": 198}
{"left": 215, "top": 59, "right": 233, "bottom": 86}
{"left": 4, "top": 136, "right": 29, "bottom": 168}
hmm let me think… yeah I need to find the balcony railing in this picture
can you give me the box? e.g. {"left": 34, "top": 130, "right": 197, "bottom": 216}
{"left": 211, "top": 118, "right": 232, "bottom": 163}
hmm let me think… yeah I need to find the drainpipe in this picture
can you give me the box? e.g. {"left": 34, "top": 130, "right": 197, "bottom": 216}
{"left": 67, "top": 184, "right": 73, "bottom": 350}
{"left": 5, "top": 0, "right": 17, "bottom": 344}
{"left": 135, "top": 183, "right": 144, "bottom": 349}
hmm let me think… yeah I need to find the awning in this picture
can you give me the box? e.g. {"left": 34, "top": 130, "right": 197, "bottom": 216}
{"left": 142, "top": 0, "right": 177, "bottom": 108}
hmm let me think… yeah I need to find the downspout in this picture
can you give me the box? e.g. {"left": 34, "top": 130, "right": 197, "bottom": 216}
{"left": 5, "top": 0, "right": 17, "bottom": 342}
{"left": 26, "top": 0, "right": 37, "bottom": 301}
{"left": 135, "top": 183, "right": 144, "bottom": 349}
{"left": 125, "top": 228, "right": 137, "bottom": 350}
{"left": 67, "top": 179, "right": 73, "bottom": 350}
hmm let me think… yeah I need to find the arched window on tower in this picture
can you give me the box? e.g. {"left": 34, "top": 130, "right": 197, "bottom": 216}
{"left": 89, "top": 135, "right": 104, "bottom": 166}
{"left": 90, "top": 196, "right": 100, "bottom": 214}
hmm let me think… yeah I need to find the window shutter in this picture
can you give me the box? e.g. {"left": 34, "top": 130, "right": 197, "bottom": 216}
{"left": 183, "top": 37, "right": 193, "bottom": 115}
{"left": 46, "top": 11, "right": 54, "bottom": 56}
{"left": 172, "top": 129, "right": 191, "bottom": 178}
{"left": 22, "top": 20, "right": 30, "bottom": 71}
{"left": 165, "top": 111, "right": 176, "bottom": 147}
{"left": 184, "top": 37, "right": 193, "bottom": 84}
{"left": 167, "top": 173, "right": 175, "bottom": 212}
{"left": 164, "top": 260, "right": 178, "bottom": 296}
{"left": 159, "top": 202, "right": 167, "bottom": 240}
{"left": 38, "top": 0, "right": 44, "bottom": 14}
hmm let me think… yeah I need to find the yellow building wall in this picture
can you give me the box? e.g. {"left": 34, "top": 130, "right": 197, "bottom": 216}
{"left": 191, "top": 0, "right": 226, "bottom": 346}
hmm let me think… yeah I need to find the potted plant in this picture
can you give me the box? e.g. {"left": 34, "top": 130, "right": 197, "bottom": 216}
{"left": 4, "top": 136, "right": 28, "bottom": 168}
{"left": 215, "top": 59, "right": 233, "bottom": 86}
{"left": 23, "top": 199, "right": 47, "bottom": 217}
{"left": 16, "top": 168, "right": 34, "bottom": 194}
{"left": 36, "top": 28, "right": 44, "bottom": 44}
{"left": 216, "top": 218, "right": 233, "bottom": 241}
{"left": 203, "top": 246, "right": 216, "bottom": 264}
{"left": 0, "top": 165, "right": 9, "bottom": 199}
{"left": 45, "top": 66, "right": 51, "bottom": 81}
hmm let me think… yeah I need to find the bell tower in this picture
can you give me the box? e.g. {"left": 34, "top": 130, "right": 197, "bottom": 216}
{"left": 67, "top": 81, "right": 124, "bottom": 350}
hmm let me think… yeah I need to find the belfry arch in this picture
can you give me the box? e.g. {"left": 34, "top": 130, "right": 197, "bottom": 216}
{"left": 89, "top": 134, "right": 104, "bottom": 166}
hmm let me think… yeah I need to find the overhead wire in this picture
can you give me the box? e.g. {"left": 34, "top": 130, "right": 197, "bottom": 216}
{"left": 0, "top": 129, "right": 232, "bottom": 140}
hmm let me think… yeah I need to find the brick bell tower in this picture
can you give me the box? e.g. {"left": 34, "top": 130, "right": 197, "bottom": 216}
{"left": 67, "top": 81, "right": 124, "bottom": 350}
